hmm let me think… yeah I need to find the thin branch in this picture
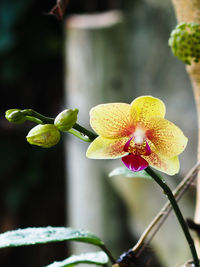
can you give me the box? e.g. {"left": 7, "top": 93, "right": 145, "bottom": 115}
{"left": 144, "top": 167, "right": 199, "bottom": 266}
{"left": 133, "top": 162, "right": 200, "bottom": 258}
{"left": 20, "top": 109, "right": 97, "bottom": 142}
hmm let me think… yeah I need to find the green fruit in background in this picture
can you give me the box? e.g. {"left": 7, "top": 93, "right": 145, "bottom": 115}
{"left": 169, "top": 22, "right": 200, "bottom": 65}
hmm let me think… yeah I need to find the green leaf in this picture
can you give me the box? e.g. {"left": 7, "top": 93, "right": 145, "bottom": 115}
{"left": 109, "top": 167, "right": 152, "bottom": 179}
{"left": 0, "top": 227, "right": 104, "bottom": 248}
{"left": 45, "top": 251, "right": 109, "bottom": 267}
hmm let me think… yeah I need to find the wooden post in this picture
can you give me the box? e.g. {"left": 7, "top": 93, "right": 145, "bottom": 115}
{"left": 64, "top": 11, "right": 129, "bottom": 255}
{"left": 171, "top": 0, "right": 200, "bottom": 255}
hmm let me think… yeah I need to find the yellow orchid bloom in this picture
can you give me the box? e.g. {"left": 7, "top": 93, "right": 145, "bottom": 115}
{"left": 86, "top": 96, "right": 188, "bottom": 175}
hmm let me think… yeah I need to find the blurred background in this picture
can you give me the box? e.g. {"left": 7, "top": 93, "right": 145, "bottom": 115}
{"left": 0, "top": 0, "right": 198, "bottom": 266}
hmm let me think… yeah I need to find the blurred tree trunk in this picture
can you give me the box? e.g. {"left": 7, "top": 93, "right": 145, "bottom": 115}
{"left": 64, "top": 10, "right": 130, "bottom": 255}
{"left": 171, "top": 0, "right": 200, "bottom": 255}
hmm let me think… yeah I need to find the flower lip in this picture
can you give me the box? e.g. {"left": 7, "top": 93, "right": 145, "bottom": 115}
{"left": 122, "top": 154, "right": 149, "bottom": 171}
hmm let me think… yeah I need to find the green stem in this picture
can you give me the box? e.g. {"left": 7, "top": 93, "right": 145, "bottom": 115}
{"left": 22, "top": 109, "right": 54, "bottom": 124}
{"left": 68, "top": 128, "right": 92, "bottom": 142}
{"left": 133, "top": 161, "right": 200, "bottom": 256}
{"left": 145, "top": 166, "right": 199, "bottom": 267}
{"left": 25, "top": 116, "right": 43, "bottom": 124}
{"left": 100, "top": 244, "right": 116, "bottom": 264}
{"left": 73, "top": 123, "right": 97, "bottom": 141}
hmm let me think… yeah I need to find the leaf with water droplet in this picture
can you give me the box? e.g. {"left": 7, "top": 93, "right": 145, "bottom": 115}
{"left": 109, "top": 167, "right": 152, "bottom": 179}
{"left": 0, "top": 227, "right": 104, "bottom": 248}
{"left": 45, "top": 251, "right": 109, "bottom": 267}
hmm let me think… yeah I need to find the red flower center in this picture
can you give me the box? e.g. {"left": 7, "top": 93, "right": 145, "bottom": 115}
{"left": 122, "top": 137, "right": 151, "bottom": 172}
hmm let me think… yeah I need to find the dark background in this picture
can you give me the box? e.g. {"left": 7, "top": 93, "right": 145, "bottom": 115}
{"left": 0, "top": 1, "right": 126, "bottom": 266}
{"left": 0, "top": 0, "right": 64, "bottom": 266}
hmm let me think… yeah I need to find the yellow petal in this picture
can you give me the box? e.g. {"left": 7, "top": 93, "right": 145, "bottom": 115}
{"left": 131, "top": 96, "right": 166, "bottom": 124}
{"left": 90, "top": 103, "right": 136, "bottom": 138}
{"left": 146, "top": 117, "right": 188, "bottom": 157}
{"left": 143, "top": 149, "right": 180, "bottom": 175}
{"left": 86, "top": 136, "right": 129, "bottom": 159}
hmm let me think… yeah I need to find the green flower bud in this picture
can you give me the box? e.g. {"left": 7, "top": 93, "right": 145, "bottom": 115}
{"left": 26, "top": 124, "right": 60, "bottom": 148}
{"left": 5, "top": 109, "right": 26, "bottom": 124}
{"left": 54, "top": 109, "right": 78, "bottom": 131}
{"left": 169, "top": 22, "right": 200, "bottom": 65}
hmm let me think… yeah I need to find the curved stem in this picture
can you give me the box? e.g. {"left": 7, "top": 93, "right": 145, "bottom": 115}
{"left": 133, "top": 161, "right": 200, "bottom": 256}
{"left": 67, "top": 128, "right": 92, "bottom": 142}
{"left": 25, "top": 116, "right": 43, "bottom": 125}
{"left": 22, "top": 109, "right": 54, "bottom": 124}
{"left": 145, "top": 166, "right": 199, "bottom": 267}
{"left": 100, "top": 244, "right": 116, "bottom": 264}
{"left": 73, "top": 123, "right": 97, "bottom": 141}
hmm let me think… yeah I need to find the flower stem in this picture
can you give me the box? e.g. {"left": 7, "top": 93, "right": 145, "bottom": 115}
{"left": 73, "top": 123, "right": 97, "bottom": 141}
{"left": 100, "top": 244, "right": 116, "bottom": 264}
{"left": 67, "top": 128, "right": 92, "bottom": 142}
{"left": 145, "top": 166, "right": 199, "bottom": 267}
{"left": 21, "top": 109, "right": 54, "bottom": 124}
{"left": 133, "top": 161, "right": 200, "bottom": 256}
{"left": 25, "top": 116, "right": 43, "bottom": 124}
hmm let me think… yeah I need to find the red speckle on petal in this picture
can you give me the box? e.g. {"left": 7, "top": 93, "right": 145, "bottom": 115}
{"left": 146, "top": 129, "right": 154, "bottom": 140}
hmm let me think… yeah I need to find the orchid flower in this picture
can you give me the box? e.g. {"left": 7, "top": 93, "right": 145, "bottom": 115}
{"left": 86, "top": 96, "right": 188, "bottom": 175}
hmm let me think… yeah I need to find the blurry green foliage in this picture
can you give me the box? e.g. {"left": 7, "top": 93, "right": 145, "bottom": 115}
{"left": 0, "top": 0, "right": 62, "bottom": 87}
{"left": 0, "top": 0, "right": 33, "bottom": 53}
{"left": 0, "top": 2, "right": 65, "bottom": 266}
{"left": 169, "top": 22, "right": 200, "bottom": 64}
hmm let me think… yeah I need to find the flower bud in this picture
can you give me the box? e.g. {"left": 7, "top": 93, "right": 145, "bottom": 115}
{"left": 54, "top": 109, "right": 78, "bottom": 131}
{"left": 26, "top": 124, "right": 60, "bottom": 148}
{"left": 169, "top": 22, "right": 200, "bottom": 64}
{"left": 5, "top": 109, "right": 26, "bottom": 124}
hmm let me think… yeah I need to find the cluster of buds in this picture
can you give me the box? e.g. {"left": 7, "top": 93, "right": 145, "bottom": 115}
{"left": 5, "top": 108, "right": 78, "bottom": 148}
{"left": 168, "top": 22, "right": 200, "bottom": 65}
